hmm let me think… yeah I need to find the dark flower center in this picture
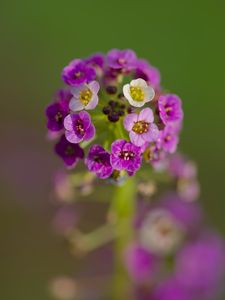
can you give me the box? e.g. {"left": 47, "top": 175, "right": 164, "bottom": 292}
{"left": 65, "top": 145, "right": 75, "bottom": 156}
{"left": 120, "top": 151, "right": 135, "bottom": 161}
{"left": 55, "top": 111, "right": 63, "bottom": 123}
{"left": 94, "top": 156, "right": 103, "bottom": 163}
{"left": 165, "top": 105, "right": 172, "bottom": 115}
{"left": 75, "top": 120, "right": 85, "bottom": 135}
{"left": 132, "top": 121, "right": 149, "bottom": 134}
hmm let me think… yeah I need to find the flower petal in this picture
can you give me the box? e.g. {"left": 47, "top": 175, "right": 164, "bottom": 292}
{"left": 84, "top": 123, "right": 95, "bottom": 141}
{"left": 65, "top": 130, "right": 82, "bottom": 143}
{"left": 130, "top": 78, "right": 148, "bottom": 88}
{"left": 124, "top": 113, "right": 138, "bottom": 131}
{"left": 144, "top": 86, "right": 155, "bottom": 102}
{"left": 69, "top": 98, "right": 84, "bottom": 112}
{"left": 85, "top": 94, "right": 99, "bottom": 110}
{"left": 129, "top": 131, "right": 145, "bottom": 146}
{"left": 88, "top": 80, "right": 100, "bottom": 94}
{"left": 63, "top": 114, "right": 73, "bottom": 130}
{"left": 139, "top": 107, "right": 154, "bottom": 123}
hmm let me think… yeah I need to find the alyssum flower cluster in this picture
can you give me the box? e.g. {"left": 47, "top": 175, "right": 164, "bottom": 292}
{"left": 45, "top": 49, "right": 183, "bottom": 181}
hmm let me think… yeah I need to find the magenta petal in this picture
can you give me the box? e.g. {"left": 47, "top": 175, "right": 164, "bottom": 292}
{"left": 79, "top": 111, "right": 91, "bottom": 128}
{"left": 65, "top": 130, "right": 82, "bottom": 143}
{"left": 84, "top": 124, "right": 95, "bottom": 141}
{"left": 110, "top": 154, "right": 123, "bottom": 170}
{"left": 111, "top": 139, "right": 126, "bottom": 155}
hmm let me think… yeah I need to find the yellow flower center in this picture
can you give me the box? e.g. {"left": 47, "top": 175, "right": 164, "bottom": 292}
{"left": 79, "top": 89, "right": 93, "bottom": 106}
{"left": 130, "top": 86, "right": 144, "bottom": 102}
{"left": 132, "top": 121, "right": 149, "bottom": 134}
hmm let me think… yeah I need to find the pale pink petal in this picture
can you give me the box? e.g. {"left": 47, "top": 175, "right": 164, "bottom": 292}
{"left": 88, "top": 80, "right": 100, "bottom": 94}
{"left": 65, "top": 130, "right": 82, "bottom": 143}
{"left": 139, "top": 107, "right": 154, "bottom": 123}
{"left": 85, "top": 94, "right": 98, "bottom": 110}
{"left": 70, "top": 85, "right": 85, "bottom": 98}
{"left": 69, "top": 98, "right": 84, "bottom": 112}
{"left": 124, "top": 113, "right": 138, "bottom": 131}
{"left": 142, "top": 123, "right": 159, "bottom": 142}
{"left": 129, "top": 131, "right": 145, "bottom": 146}
{"left": 63, "top": 115, "right": 73, "bottom": 130}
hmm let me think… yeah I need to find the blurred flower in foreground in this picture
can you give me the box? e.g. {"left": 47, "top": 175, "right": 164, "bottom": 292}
{"left": 124, "top": 192, "right": 225, "bottom": 300}
{"left": 49, "top": 277, "right": 78, "bottom": 300}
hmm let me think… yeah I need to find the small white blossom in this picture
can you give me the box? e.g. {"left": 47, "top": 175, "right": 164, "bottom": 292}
{"left": 69, "top": 81, "right": 100, "bottom": 111}
{"left": 123, "top": 78, "right": 155, "bottom": 107}
{"left": 140, "top": 209, "right": 184, "bottom": 256}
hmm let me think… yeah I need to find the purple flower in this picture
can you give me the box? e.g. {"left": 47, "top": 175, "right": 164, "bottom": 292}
{"left": 175, "top": 233, "right": 225, "bottom": 299}
{"left": 64, "top": 111, "right": 95, "bottom": 144}
{"left": 158, "top": 125, "right": 179, "bottom": 153}
{"left": 124, "top": 243, "right": 157, "bottom": 283}
{"left": 45, "top": 89, "right": 71, "bottom": 132}
{"left": 107, "top": 49, "right": 137, "bottom": 71}
{"left": 158, "top": 94, "right": 183, "bottom": 125}
{"left": 152, "top": 278, "right": 191, "bottom": 300}
{"left": 159, "top": 193, "right": 202, "bottom": 232}
{"left": 124, "top": 107, "right": 159, "bottom": 146}
{"left": 55, "top": 135, "right": 84, "bottom": 168}
{"left": 168, "top": 154, "right": 197, "bottom": 179}
{"left": 62, "top": 59, "right": 96, "bottom": 86}
{"left": 85, "top": 145, "right": 113, "bottom": 179}
{"left": 110, "top": 139, "right": 142, "bottom": 173}
{"left": 135, "top": 59, "right": 161, "bottom": 90}
{"left": 85, "top": 53, "right": 105, "bottom": 69}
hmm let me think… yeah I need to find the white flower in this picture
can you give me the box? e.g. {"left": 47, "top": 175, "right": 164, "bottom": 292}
{"left": 123, "top": 78, "right": 155, "bottom": 107}
{"left": 69, "top": 81, "right": 100, "bottom": 111}
{"left": 140, "top": 209, "right": 184, "bottom": 256}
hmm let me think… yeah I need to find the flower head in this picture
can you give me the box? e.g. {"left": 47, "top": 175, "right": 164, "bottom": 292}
{"left": 158, "top": 94, "right": 183, "bottom": 125}
{"left": 107, "top": 48, "right": 137, "bottom": 71}
{"left": 85, "top": 145, "right": 113, "bottom": 179}
{"left": 123, "top": 78, "right": 155, "bottom": 107}
{"left": 124, "top": 107, "right": 159, "bottom": 146}
{"left": 62, "top": 59, "right": 96, "bottom": 86}
{"left": 55, "top": 135, "right": 84, "bottom": 168}
{"left": 64, "top": 111, "right": 95, "bottom": 144}
{"left": 110, "top": 139, "right": 142, "bottom": 173}
{"left": 69, "top": 81, "right": 100, "bottom": 111}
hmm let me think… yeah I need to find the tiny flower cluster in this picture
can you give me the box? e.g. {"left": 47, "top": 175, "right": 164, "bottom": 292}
{"left": 45, "top": 49, "right": 183, "bottom": 181}
{"left": 124, "top": 193, "right": 225, "bottom": 300}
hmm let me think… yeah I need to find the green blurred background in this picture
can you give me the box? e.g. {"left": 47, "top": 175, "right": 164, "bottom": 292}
{"left": 0, "top": 0, "right": 225, "bottom": 299}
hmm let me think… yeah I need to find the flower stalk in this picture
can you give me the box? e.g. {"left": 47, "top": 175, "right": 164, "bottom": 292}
{"left": 111, "top": 176, "right": 136, "bottom": 299}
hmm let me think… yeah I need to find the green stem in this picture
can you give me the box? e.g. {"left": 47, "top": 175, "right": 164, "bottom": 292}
{"left": 111, "top": 177, "right": 136, "bottom": 300}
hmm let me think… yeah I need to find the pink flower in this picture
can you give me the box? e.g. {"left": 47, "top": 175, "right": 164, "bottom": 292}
{"left": 124, "top": 108, "right": 159, "bottom": 146}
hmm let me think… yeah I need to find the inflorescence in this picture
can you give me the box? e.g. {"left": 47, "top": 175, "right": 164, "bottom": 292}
{"left": 45, "top": 49, "right": 183, "bottom": 182}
